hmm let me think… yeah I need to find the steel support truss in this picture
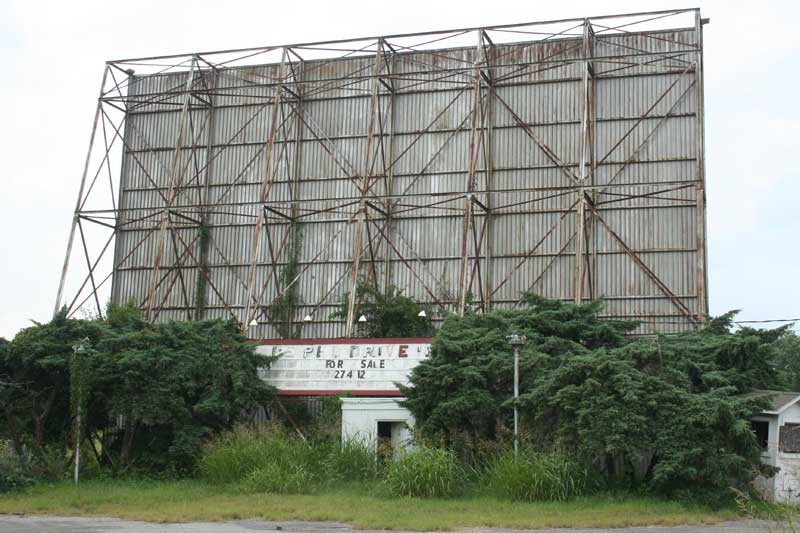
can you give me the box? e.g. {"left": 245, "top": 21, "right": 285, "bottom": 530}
{"left": 55, "top": 8, "right": 709, "bottom": 337}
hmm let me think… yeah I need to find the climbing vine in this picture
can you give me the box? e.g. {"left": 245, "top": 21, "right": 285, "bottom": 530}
{"left": 269, "top": 224, "right": 304, "bottom": 339}
{"left": 193, "top": 222, "right": 211, "bottom": 319}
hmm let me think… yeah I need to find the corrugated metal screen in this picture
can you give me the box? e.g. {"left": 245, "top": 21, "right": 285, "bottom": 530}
{"left": 92, "top": 11, "right": 708, "bottom": 337}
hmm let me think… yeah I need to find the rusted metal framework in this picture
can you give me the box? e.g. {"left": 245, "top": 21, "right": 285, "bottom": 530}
{"left": 55, "top": 8, "right": 709, "bottom": 337}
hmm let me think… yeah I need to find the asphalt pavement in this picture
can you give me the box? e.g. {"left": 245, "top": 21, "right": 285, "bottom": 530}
{"left": 0, "top": 515, "right": 776, "bottom": 533}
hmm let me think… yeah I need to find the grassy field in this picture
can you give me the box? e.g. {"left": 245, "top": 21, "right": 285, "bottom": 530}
{"left": 0, "top": 480, "right": 740, "bottom": 530}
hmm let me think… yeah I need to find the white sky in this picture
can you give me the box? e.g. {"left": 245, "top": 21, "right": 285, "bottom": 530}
{"left": 0, "top": 0, "right": 797, "bottom": 338}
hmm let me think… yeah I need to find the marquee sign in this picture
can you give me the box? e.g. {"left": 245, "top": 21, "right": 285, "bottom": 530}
{"left": 256, "top": 338, "right": 432, "bottom": 396}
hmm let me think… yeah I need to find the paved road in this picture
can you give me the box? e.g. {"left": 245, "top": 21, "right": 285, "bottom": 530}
{"left": 0, "top": 515, "right": 775, "bottom": 532}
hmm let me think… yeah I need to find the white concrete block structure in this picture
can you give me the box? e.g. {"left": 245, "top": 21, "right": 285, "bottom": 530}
{"left": 341, "top": 398, "right": 415, "bottom": 456}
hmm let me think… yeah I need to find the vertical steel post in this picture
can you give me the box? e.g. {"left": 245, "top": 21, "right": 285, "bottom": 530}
{"left": 108, "top": 69, "right": 136, "bottom": 311}
{"left": 507, "top": 333, "right": 525, "bottom": 457}
{"left": 289, "top": 53, "right": 305, "bottom": 229}
{"left": 71, "top": 338, "right": 88, "bottom": 484}
{"left": 288, "top": 52, "right": 306, "bottom": 333}
{"left": 513, "top": 343, "right": 519, "bottom": 457}
{"left": 574, "top": 19, "right": 594, "bottom": 304}
{"left": 146, "top": 56, "right": 198, "bottom": 319}
{"left": 457, "top": 31, "right": 484, "bottom": 316}
{"left": 345, "top": 40, "right": 384, "bottom": 337}
{"left": 382, "top": 52, "right": 397, "bottom": 293}
{"left": 587, "top": 21, "right": 597, "bottom": 300}
{"left": 242, "top": 48, "right": 289, "bottom": 330}
{"left": 693, "top": 11, "right": 708, "bottom": 325}
{"left": 73, "top": 402, "right": 81, "bottom": 484}
{"left": 483, "top": 33, "right": 496, "bottom": 312}
{"left": 55, "top": 65, "right": 110, "bottom": 316}
{"left": 194, "top": 69, "right": 217, "bottom": 321}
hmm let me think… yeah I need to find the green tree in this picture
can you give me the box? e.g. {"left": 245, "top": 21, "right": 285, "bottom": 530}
{"left": 401, "top": 295, "right": 634, "bottom": 440}
{"left": 772, "top": 329, "right": 800, "bottom": 390}
{"left": 89, "top": 304, "right": 276, "bottom": 474}
{"left": 0, "top": 337, "right": 17, "bottom": 453}
{"left": 2, "top": 310, "right": 103, "bottom": 454}
{"left": 332, "top": 283, "right": 433, "bottom": 338}
{"left": 1, "top": 303, "right": 276, "bottom": 477}
{"left": 402, "top": 298, "right": 782, "bottom": 501}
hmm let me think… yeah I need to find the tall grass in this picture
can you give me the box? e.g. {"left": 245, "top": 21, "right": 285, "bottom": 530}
{"left": 384, "top": 446, "right": 465, "bottom": 498}
{"left": 197, "top": 427, "right": 375, "bottom": 493}
{"left": 482, "top": 448, "right": 593, "bottom": 502}
{"left": 324, "top": 439, "right": 377, "bottom": 481}
{"left": 199, "top": 429, "right": 594, "bottom": 501}
{"left": 241, "top": 463, "right": 316, "bottom": 494}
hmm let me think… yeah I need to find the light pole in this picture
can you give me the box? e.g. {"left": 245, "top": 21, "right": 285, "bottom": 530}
{"left": 71, "top": 337, "right": 90, "bottom": 484}
{"left": 506, "top": 333, "right": 526, "bottom": 457}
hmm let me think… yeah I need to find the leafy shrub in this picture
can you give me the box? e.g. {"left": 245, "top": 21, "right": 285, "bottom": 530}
{"left": 27, "top": 444, "right": 68, "bottom": 481}
{"left": 331, "top": 283, "right": 432, "bottom": 338}
{"left": 483, "top": 449, "right": 592, "bottom": 502}
{"left": 0, "top": 442, "right": 33, "bottom": 493}
{"left": 384, "top": 446, "right": 465, "bottom": 498}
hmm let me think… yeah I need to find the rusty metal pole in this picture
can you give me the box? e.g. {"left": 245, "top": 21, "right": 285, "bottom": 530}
{"left": 345, "top": 40, "right": 383, "bottom": 337}
{"left": 382, "top": 51, "right": 397, "bottom": 294}
{"left": 242, "top": 48, "right": 289, "bottom": 330}
{"left": 145, "top": 56, "right": 198, "bottom": 319}
{"left": 457, "top": 31, "right": 484, "bottom": 316}
{"left": 482, "top": 32, "right": 496, "bottom": 312}
{"left": 585, "top": 20, "right": 597, "bottom": 300}
{"left": 574, "top": 19, "right": 593, "bottom": 305}
{"left": 54, "top": 65, "right": 110, "bottom": 316}
{"left": 694, "top": 11, "right": 709, "bottom": 325}
{"left": 288, "top": 51, "right": 306, "bottom": 334}
{"left": 194, "top": 68, "right": 217, "bottom": 320}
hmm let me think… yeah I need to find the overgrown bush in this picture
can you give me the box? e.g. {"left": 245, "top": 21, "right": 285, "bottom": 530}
{"left": 0, "top": 441, "right": 32, "bottom": 493}
{"left": 402, "top": 296, "right": 784, "bottom": 500}
{"left": 91, "top": 308, "right": 275, "bottom": 475}
{"left": 384, "top": 446, "right": 465, "bottom": 498}
{"left": 482, "top": 449, "right": 593, "bottom": 502}
{"left": 27, "top": 444, "right": 68, "bottom": 481}
{"left": 1, "top": 304, "right": 275, "bottom": 479}
{"left": 332, "top": 283, "right": 432, "bottom": 338}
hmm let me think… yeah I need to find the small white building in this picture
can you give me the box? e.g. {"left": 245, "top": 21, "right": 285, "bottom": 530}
{"left": 746, "top": 390, "right": 800, "bottom": 503}
{"left": 341, "top": 397, "right": 415, "bottom": 456}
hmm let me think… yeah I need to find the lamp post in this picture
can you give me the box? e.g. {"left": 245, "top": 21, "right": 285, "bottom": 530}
{"left": 506, "top": 333, "right": 526, "bottom": 457}
{"left": 71, "top": 337, "right": 90, "bottom": 484}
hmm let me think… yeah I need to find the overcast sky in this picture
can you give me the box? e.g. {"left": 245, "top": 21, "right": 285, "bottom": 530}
{"left": 0, "top": 0, "right": 797, "bottom": 338}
